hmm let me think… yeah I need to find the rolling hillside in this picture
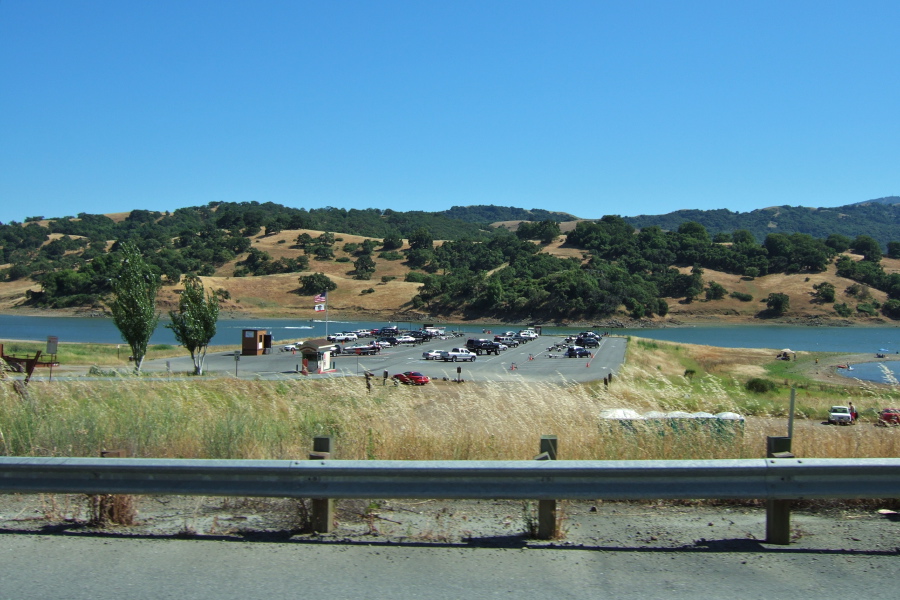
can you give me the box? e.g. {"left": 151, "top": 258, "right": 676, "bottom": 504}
{"left": 4, "top": 224, "right": 895, "bottom": 326}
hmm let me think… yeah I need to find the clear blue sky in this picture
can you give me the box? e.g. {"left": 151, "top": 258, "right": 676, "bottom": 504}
{"left": 1, "top": 0, "right": 898, "bottom": 224}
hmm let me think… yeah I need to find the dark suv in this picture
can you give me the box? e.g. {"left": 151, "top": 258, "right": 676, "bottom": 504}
{"left": 566, "top": 347, "right": 592, "bottom": 358}
{"left": 466, "top": 338, "right": 501, "bottom": 355}
{"left": 576, "top": 336, "right": 599, "bottom": 348}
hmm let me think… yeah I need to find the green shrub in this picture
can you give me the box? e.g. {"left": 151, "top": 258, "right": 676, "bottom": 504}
{"left": 730, "top": 291, "right": 753, "bottom": 302}
{"left": 833, "top": 302, "right": 852, "bottom": 317}
{"left": 857, "top": 303, "right": 878, "bottom": 316}
{"left": 405, "top": 272, "right": 430, "bottom": 283}
{"left": 378, "top": 251, "right": 403, "bottom": 261}
{"left": 882, "top": 299, "right": 900, "bottom": 320}
{"left": 335, "top": 256, "right": 350, "bottom": 263}
{"left": 746, "top": 378, "right": 777, "bottom": 394}
{"left": 360, "top": 288, "right": 375, "bottom": 295}
{"left": 380, "top": 276, "right": 396, "bottom": 283}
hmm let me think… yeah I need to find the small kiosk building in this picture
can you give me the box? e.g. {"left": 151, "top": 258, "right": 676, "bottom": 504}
{"left": 298, "top": 338, "right": 339, "bottom": 373}
{"left": 242, "top": 329, "right": 272, "bottom": 356}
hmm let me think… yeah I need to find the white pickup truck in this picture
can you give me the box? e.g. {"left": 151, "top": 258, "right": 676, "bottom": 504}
{"left": 327, "top": 332, "right": 358, "bottom": 342}
{"left": 440, "top": 348, "right": 477, "bottom": 362}
{"left": 828, "top": 406, "right": 853, "bottom": 425}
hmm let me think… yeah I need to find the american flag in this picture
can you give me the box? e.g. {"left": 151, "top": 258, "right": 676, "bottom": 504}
{"left": 314, "top": 293, "right": 327, "bottom": 303}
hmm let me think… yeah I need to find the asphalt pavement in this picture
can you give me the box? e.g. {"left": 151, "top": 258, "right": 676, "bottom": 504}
{"left": 142, "top": 334, "right": 626, "bottom": 384}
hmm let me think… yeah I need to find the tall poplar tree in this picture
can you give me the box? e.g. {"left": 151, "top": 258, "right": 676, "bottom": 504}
{"left": 167, "top": 276, "right": 219, "bottom": 375}
{"left": 110, "top": 243, "right": 161, "bottom": 373}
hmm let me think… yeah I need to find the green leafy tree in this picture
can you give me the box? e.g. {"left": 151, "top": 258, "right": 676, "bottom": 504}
{"left": 812, "top": 281, "right": 836, "bottom": 303}
{"left": 313, "top": 245, "right": 334, "bottom": 260}
{"left": 852, "top": 235, "right": 882, "bottom": 262}
{"left": 167, "top": 276, "right": 220, "bottom": 375}
{"left": 359, "top": 239, "right": 378, "bottom": 254}
{"left": 353, "top": 254, "right": 376, "bottom": 280}
{"left": 765, "top": 292, "right": 790, "bottom": 317}
{"left": 825, "top": 234, "right": 852, "bottom": 253}
{"left": 299, "top": 272, "right": 337, "bottom": 295}
{"left": 887, "top": 241, "right": 900, "bottom": 259}
{"left": 705, "top": 281, "right": 727, "bottom": 300}
{"left": 110, "top": 243, "right": 161, "bottom": 372}
{"left": 381, "top": 234, "right": 403, "bottom": 250}
{"left": 881, "top": 299, "right": 900, "bottom": 320}
{"left": 517, "top": 220, "right": 561, "bottom": 244}
{"left": 408, "top": 227, "right": 433, "bottom": 251}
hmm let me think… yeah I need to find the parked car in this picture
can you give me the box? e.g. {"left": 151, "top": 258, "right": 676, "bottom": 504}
{"left": 877, "top": 408, "right": 900, "bottom": 426}
{"left": 494, "top": 335, "right": 519, "bottom": 347}
{"left": 466, "top": 338, "right": 501, "bottom": 355}
{"left": 828, "top": 406, "right": 853, "bottom": 425}
{"left": 566, "top": 347, "right": 592, "bottom": 358}
{"left": 394, "top": 335, "right": 417, "bottom": 345}
{"left": 576, "top": 336, "right": 600, "bottom": 348}
{"left": 393, "top": 371, "right": 431, "bottom": 385}
{"left": 440, "top": 348, "right": 477, "bottom": 362}
{"left": 345, "top": 344, "right": 380, "bottom": 355}
{"left": 422, "top": 349, "right": 444, "bottom": 360}
{"left": 327, "top": 332, "right": 357, "bottom": 342}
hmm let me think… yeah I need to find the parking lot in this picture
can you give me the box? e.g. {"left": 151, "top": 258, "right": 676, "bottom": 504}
{"left": 147, "top": 333, "right": 627, "bottom": 384}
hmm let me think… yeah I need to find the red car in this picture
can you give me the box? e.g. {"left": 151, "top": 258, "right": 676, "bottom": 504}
{"left": 392, "top": 371, "right": 430, "bottom": 385}
{"left": 877, "top": 408, "right": 900, "bottom": 426}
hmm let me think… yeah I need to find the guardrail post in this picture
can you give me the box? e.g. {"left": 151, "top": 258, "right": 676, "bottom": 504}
{"left": 766, "top": 436, "right": 794, "bottom": 545}
{"left": 90, "top": 449, "right": 136, "bottom": 526}
{"left": 537, "top": 435, "right": 558, "bottom": 539}
{"left": 310, "top": 436, "right": 334, "bottom": 533}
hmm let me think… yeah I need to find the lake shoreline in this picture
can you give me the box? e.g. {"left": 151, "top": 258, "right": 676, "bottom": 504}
{"left": 0, "top": 305, "right": 896, "bottom": 329}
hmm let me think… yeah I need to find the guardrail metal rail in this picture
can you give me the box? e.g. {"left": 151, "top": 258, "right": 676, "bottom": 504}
{"left": 2, "top": 456, "right": 898, "bottom": 544}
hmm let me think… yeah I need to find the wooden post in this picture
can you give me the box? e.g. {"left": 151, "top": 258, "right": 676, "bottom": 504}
{"left": 92, "top": 449, "right": 136, "bottom": 526}
{"left": 310, "top": 436, "right": 334, "bottom": 533}
{"left": 766, "top": 436, "right": 794, "bottom": 545}
{"left": 537, "top": 435, "right": 558, "bottom": 539}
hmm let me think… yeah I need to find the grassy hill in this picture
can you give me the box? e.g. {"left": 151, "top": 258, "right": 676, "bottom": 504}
{"left": 4, "top": 224, "right": 895, "bottom": 326}
{"left": 4, "top": 198, "right": 900, "bottom": 325}
{"left": 146, "top": 237, "right": 900, "bottom": 325}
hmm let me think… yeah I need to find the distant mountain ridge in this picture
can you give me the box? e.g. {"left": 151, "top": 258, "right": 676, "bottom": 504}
{"left": 437, "top": 205, "right": 578, "bottom": 224}
{"left": 851, "top": 195, "right": 900, "bottom": 206}
{"left": 623, "top": 197, "right": 900, "bottom": 247}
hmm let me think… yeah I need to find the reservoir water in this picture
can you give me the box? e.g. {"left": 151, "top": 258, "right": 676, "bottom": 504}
{"left": 2, "top": 314, "right": 897, "bottom": 355}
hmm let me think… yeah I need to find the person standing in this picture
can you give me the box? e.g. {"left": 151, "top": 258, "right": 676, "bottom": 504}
{"left": 849, "top": 402, "right": 858, "bottom": 423}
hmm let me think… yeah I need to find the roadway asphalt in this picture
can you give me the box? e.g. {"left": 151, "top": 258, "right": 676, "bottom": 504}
{"left": 2, "top": 499, "right": 898, "bottom": 600}
{"left": 142, "top": 334, "right": 627, "bottom": 384}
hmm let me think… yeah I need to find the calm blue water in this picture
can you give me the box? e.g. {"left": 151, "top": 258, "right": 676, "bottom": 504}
{"left": 835, "top": 361, "right": 900, "bottom": 385}
{"left": 0, "top": 315, "right": 430, "bottom": 346}
{"left": 2, "top": 314, "right": 897, "bottom": 355}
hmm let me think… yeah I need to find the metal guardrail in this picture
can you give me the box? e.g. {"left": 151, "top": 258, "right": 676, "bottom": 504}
{"left": 1, "top": 457, "right": 899, "bottom": 500}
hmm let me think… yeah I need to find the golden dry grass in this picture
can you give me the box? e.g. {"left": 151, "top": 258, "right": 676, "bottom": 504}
{"left": 3, "top": 337, "right": 900, "bottom": 463}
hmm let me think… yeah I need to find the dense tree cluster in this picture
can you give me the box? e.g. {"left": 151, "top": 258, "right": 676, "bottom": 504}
{"left": 439, "top": 205, "right": 576, "bottom": 225}
{"left": 4, "top": 199, "right": 900, "bottom": 321}
{"left": 627, "top": 197, "right": 900, "bottom": 249}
